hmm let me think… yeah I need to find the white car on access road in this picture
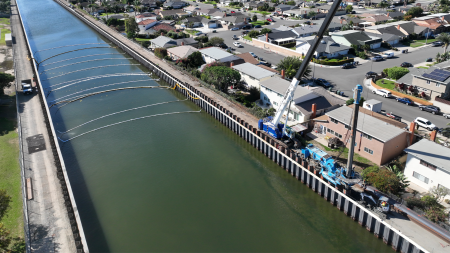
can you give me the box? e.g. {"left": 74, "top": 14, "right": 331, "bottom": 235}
{"left": 372, "top": 89, "right": 392, "bottom": 98}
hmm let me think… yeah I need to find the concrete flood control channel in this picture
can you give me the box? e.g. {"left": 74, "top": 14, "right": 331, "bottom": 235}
{"left": 14, "top": 0, "right": 436, "bottom": 252}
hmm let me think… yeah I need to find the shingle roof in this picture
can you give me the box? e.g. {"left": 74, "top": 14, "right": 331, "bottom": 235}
{"left": 160, "top": 9, "right": 186, "bottom": 16}
{"left": 176, "top": 37, "right": 197, "bottom": 46}
{"left": 369, "top": 33, "right": 401, "bottom": 42}
{"left": 167, "top": 45, "right": 198, "bottom": 58}
{"left": 150, "top": 36, "right": 176, "bottom": 47}
{"left": 152, "top": 23, "right": 177, "bottom": 32}
{"left": 306, "top": 36, "right": 350, "bottom": 54}
{"left": 232, "top": 63, "right": 275, "bottom": 80}
{"left": 332, "top": 31, "right": 382, "bottom": 46}
{"left": 235, "top": 52, "right": 259, "bottom": 65}
{"left": 138, "top": 19, "right": 158, "bottom": 25}
{"left": 136, "top": 13, "right": 156, "bottom": 18}
{"left": 200, "top": 47, "right": 233, "bottom": 60}
{"left": 404, "top": 139, "right": 450, "bottom": 173}
{"left": 293, "top": 25, "right": 320, "bottom": 35}
{"left": 325, "top": 106, "right": 406, "bottom": 142}
{"left": 260, "top": 76, "right": 317, "bottom": 101}
{"left": 396, "top": 67, "right": 426, "bottom": 85}
{"left": 268, "top": 30, "right": 298, "bottom": 40}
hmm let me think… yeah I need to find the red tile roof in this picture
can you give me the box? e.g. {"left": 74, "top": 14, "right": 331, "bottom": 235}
{"left": 152, "top": 23, "right": 177, "bottom": 32}
{"left": 138, "top": 19, "right": 158, "bottom": 25}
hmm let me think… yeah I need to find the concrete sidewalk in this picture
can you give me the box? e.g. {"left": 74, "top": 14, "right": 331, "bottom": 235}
{"left": 11, "top": 0, "right": 76, "bottom": 252}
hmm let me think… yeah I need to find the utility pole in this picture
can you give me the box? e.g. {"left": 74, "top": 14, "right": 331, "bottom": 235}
{"left": 346, "top": 84, "right": 363, "bottom": 178}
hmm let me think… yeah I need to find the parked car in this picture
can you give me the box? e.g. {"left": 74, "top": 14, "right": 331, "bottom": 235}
{"left": 396, "top": 97, "right": 414, "bottom": 105}
{"left": 365, "top": 71, "right": 377, "bottom": 78}
{"left": 249, "top": 52, "right": 257, "bottom": 58}
{"left": 241, "top": 30, "right": 249, "bottom": 34}
{"left": 259, "top": 58, "right": 270, "bottom": 66}
{"left": 400, "top": 62, "right": 413, "bottom": 67}
{"left": 373, "top": 89, "right": 392, "bottom": 98}
{"left": 426, "top": 57, "right": 433, "bottom": 62}
{"left": 371, "top": 55, "right": 383, "bottom": 62}
{"left": 419, "top": 105, "right": 440, "bottom": 115}
{"left": 432, "top": 41, "right": 443, "bottom": 46}
{"left": 212, "top": 30, "right": 217, "bottom": 33}
{"left": 315, "top": 78, "right": 332, "bottom": 88}
{"left": 254, "top": 25, "right": 262, "bottom": 28}
{"left": 218, "top": 43, "right": 228, "bottom": 49}
{"left": 386, "top": 112, "right": 402, "bottom": 121}
{"left": 382, "top": 52, "right": 394, "bottom": 59}
{"left": 414, "top": 117, "right": 436, "bottom": 131}
{"left": 195, "top": 32, "right": 203, "bottom": 36}
{"left": 341, "top": 63, "right": 353, "bottom": 69}
{"left": 231, "top": 11, "right": 235, "bottom": 13}
{"left": 232, "top": 34, "right": 238, "bottom": 40}
{"left": 233, "top": 41, "right": 242, "bottom": 47}
{"left": 443, "top": 113, "right": 450, "bottom": 119}
{"left": 266, "top": 18, "right": 274, "bottom": 22}
{"left": 358, "top": 5, "right": 365, "bottom": 8}
{"left": 230, "top": 27, "right": 240, "bottom": 31}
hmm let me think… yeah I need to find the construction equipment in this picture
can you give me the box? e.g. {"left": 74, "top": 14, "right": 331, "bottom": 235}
{"left": 257, "top": 0, "right": 344, "bottom": 139}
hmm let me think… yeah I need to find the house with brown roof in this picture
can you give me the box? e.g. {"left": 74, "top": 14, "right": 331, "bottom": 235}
{"left": 152, "top": 23, "right": 178, "bottom": 33}
{"left": 412, "top": 16, "right": 447, "bottom": 34}
{"left": 167, "top": 46, "right": 199, "bottom": 60}
{"left": 361, "top": 15, "right": 393, "bottom": 26}
{"left": 160, "top": 9, "right": 189, "bottom": 19}
{"left": 138, "top": 19, "right": 159, "bottom": 32}
{"left": 135, "top": 12, "right": 157, "bottom": 23}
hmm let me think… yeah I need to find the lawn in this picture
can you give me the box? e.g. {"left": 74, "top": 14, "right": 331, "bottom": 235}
{"left": 204, "top": 1, "right": 217, "bottom": 4}
{"left": 0, "top": 18, "right": 10, "bottom": 25}
{"left": 0, "top": 100, "right": 23, "bottom": 238}
{"left": 185, "top": 29, "right": 200, "bottom": 35}
{"left": 100, "top": 12, "right": 125, "bottom": 17}
{"left": 417, "top": 66, "right": 429, "bottom": 69}
{"left": 376, "top": 79, "right": 396, "bottom": 90}
{"left": 251, "top": 10, "right": 271, "bottom": 15}
{"left": 0, "top": 28, "right": 11, "bottom": 46}
{"left": 416, "top": 38, "right": 436, "bottom": 43}
{"left": 136, "top": 38, "right": 151, "bottom": 42}
{"left": 243, "top": 35, "right": 252, "bottom": 41}
{"left": 250, "top": 21, "right": 266, "bottom": 26}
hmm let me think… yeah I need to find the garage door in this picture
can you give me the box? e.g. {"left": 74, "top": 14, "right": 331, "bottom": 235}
{"left": 209, "top": 23, "right": 217, "bottom": 28}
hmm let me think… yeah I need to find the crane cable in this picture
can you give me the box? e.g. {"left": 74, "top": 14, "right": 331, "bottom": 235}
{"left": 172, "top": 83, "right": 199, "bottom": 100}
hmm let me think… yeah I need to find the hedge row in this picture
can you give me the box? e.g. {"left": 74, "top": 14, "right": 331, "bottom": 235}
{"left": 312, "top": 57, "right": 354, "bottom": 66}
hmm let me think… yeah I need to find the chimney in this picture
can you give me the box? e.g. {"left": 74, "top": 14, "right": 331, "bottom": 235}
{"left": 311, "top": 103, "right": 317, "bottom": 119}
{"left": 387, "top": 12, "right": 389, "bottom": 17}
{"left": 161, "top": 32, "right": 164, "bottom": 36}
{"left": 397, "top": 24, "right": 400, "bottom": 30}
{"left": 409, "top": 122, "right": 416, "bottom": 146}
{"left": 442, "top": 16, "right": 445, "bottom": 21}
{"left": 281, "top": 69, "right": 285, "bottom": 79}
{"left": 340, "top": 19, "right": 343, "bottom": 24}
{"left": 230, "top": 62, "right": 234, "bottom": 68}
{"left": 181, "top": 41, "right": 185, "bottom": 46}
{"left": 266, "top": 33, "right": 269, "bottom": 42}
{"left": 430, "top": 130, "right": 437, "bottom": 142}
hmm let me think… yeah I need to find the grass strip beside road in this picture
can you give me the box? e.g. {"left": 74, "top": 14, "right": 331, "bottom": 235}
{"left": 0, "top": 101, "right": 23, "bottom": 238}
{"left": 250, "top": 21, "right": 266, "bottom": 26}
{"left": 0, "top": 28, "right": 11, "bottom": 46}
{"left": 376, "top": 79, "right": 396, "bottom": 90}
{"left": 243, "top": 35, "right": 252, "bottom": 41}
{"left": 135, "top": 38, "right": 151, "bottom": 41}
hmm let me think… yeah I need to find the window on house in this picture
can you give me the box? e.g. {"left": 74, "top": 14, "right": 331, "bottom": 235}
{"left": 427, "top": 80, "right": 431, "bottom": 84}
{"left": 273, "top": 102, "right": 278, "bottom": 106}
{"left": 327, "top": 128, "right": 334, "bottom": 134}
{"left": 413, "top": 171, "right": 429, "bottom": 184}
{"left": 364, "top": 147, "right": 373, "bottom": 155}
{"left": 330, "top": 118, "right": 338, "bottom": 124}
{"left": 294, "top": 112, "right": 299, "bottom": 121}
{"left": 345, "top": 125, "right": 351, "bottom": 130}
{"left": 436, "top": 83, "right": 441, "bottom": 87}
{"left": 362, "top": 133, "right": 373, "bottom": 140}
{"left": 420, "top": 160, "right": 436, "bottom": 171}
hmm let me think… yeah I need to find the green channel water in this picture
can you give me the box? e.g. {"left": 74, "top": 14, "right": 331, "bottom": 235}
{"left": 18, "top": 0, "right": 392, "bottom": 252}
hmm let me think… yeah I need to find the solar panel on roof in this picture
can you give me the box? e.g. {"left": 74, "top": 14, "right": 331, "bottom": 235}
{"left": 422, "top": 69, "right": 450, "bottom": 82}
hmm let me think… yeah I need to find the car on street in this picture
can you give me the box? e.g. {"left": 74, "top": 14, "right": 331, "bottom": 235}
{"left": 218, "top": 43, "right": 228, "bottom": 49}
{"left": 358, "top": 5, "right": 365, "bottom": 8}
{"left": 231, "top": 11, "right": 235, "bottom": 13}
{"left": 195, "top": 32, "right": 203, "bottom": 36}
{"left": 432, "top": 41, "right": 443, "bottom": 47}
{"left": 426, "top": 57, "right": 433, "bottom": 62}
{"left": 249, "top": 52, "right": 257, "bottom": 58}
{"left": 419, "top": 105, "right": 440, "bottom": 115}
{"left": 371, "top": 55, "right": 383, "bottom": 62}
{"left": 396, "top": 97, "right": 414, "bottom": 105}
{"left": 258, "top": 58, "right": 270, "bottom": 66}
{"left": 233, "top": 41, "right": 242, "bottom": 47}
{"left": 373, "top": 89, "right": 392, "bottom": 98}
{"left": 266, "top": 18, "right": 274, "bottom": 22}
{"left": 254, "top": 25, "right": 262, "bottom": 28}
{"left": 443, "top": 113, "right": 450, "bottom": 119}
{"left": 400, "top": 62, "right": 413, "bottom": 67}
{"left": 242, "top": 30, "right": 249, "bottom": 34}
{"left": 230, "top": 27, "right": 240, "bottom": 31}
{"left": 22, "top": 82, "right": 32, "bottom": 95}
{"left": 382, "top": 52, "right": 394, "bottom": 59}
{"left": 385, "top": 112, "right": 402, "bottom": 121}
{"left": 414, "top": 117, "right": 436, "bottom": 131}
{"left": 365, "top": 71, "right": 377, "bottom": 79}
{"left": 232, "top": 34, "right": 238, "bottom": 40}
{"left": 341, "top": 63, "right": 353, "bottom": 69}
{"left": 314, "top": 78, "right": 332, "bottom": 88}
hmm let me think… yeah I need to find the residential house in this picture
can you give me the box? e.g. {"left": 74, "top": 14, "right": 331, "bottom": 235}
{"left": 284, "top": 8, "right": 312, "bottom": 18}
{"left": 331, "top": 30, "right": 382, "bottom": 49}
{"left": 257, "top": 30, "right": 298, "bottom": 46}
{"left": 184, "top": 6, "right": 199, "bottom": 14}
{"left": 292, "top": 25, "right": 320, "bottom": 37}
{"left": 149, "top": 36, "right": 177, "bottom": 49}
{"left": 316, "top": 105, "right": 409, "bottom": 165}
{"left": 197, "top": 8, "right": 219, "bottom": 16}
{"left": 343, "top": 0, "right": 360, "bottom": 5}
{"left": 361, "top": 14, "right": 393, "bottom": 26}
{"left": 276, "top": 4, "right": 298, "bottom": 14}
{"left": 404, "top": 139, "right": 450, "bottom": 199}
{"left": 232, "top": 63, "right": 276, "bottom": 89}
{"left": 395, "top": 67, "right": 427, "bottom": 87}
{"left": 151, "top": 23, "right": 177, "bottom": 33}
{"left": 364, "top": 21, "right": 429, "bottom": 38}
{"left": 364, "top": 23, "right": 409, "bottom": 40}
{"left": 138, "top": 19, "right": 160, "bottom": 32}
{"left": 163, "top": 1, "right": 186, "bottom": 9}
{"left": 386, "top": 11, "right": 404, "bottom": 20}
{"left": 160, "top": 9, "right": 189, "bottom": 19}
{"left": 135, "top": 12, "right": 157, "bottom": 23}
{"left": 413, "top": 15, "right": 447, "bottom": 35}
{"left": 410, "top": 67, "right": 450, "bottom": 99}
{"left": 235, "top": 53, "right": 279, "bottom": 74}
{"left": 141, "top": 0, "right": 158, "bottom": 8}
{"left": 221, "top": 14, "right": 250, "bottom": 26}
{"left": 301, "top": 2, "right": 316, "bottom": 8}
{"left": 317, "top": 4, "right": 332, "bottom": 13}
{"left": 245, "top": 1, "right": 264, "bottom": 9}
{"left": 167, "top": 45, "right": 199, "bottom": 60}
{"left": 199, "top": 47, "right": 245, "bottom": 66}
{"left": 369, "top": 33, "right": 401, "bottom": 45}
{"left": 176, "top": 37, "right": 198, "bottom": 47}
{"left": 183, "top": 16, "right": 220, "bottom": 28}
{"left": 296, "top": 36, "right": 350, "bottom": 58}
{"left": 342, "top": 17, "right": 364, "bottom": 26}
{"left": 260, "top": 77, "right": 344, "bottom": 123}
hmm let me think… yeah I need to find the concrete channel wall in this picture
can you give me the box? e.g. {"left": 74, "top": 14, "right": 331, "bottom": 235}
{"left": 53, "top": 1, "right": 428, "bottom": 252}
{"left": 15, "top": 2, "right": 89, "bottom": 253}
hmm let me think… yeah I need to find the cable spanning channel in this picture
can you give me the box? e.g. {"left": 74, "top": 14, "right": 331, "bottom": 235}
{"left": 50, "top": 79, "right": 151, "bottom": 103}
{"left": 42, "top": 64, "right": 141, "bottom": 80}
{"left": 39, "top": 58, "right": 133, "bottom": 74}
{"left": 41, "top": 53, "right": 126, "bottom": 67}
{"left": 34, "top": 43, "right": 110, "bottom": 53}
{"left": 49, "top": 73, "right": 154, "bottom": 89}
{"left": 57, "top": 99, "right": 188, "bottom": 136}
{"left": 50, "top": 86, "right": 169, "bottom": 109}
{"left": 58, "top": 110, "right": 202, "bottom": 142}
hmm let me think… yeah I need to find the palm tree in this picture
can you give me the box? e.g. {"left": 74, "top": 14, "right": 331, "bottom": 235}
{"left": 101, "top": 1, "right": 111, "bottom": 19}
{"left": 133, "top": 0, "right": 141, "bottom": 16}
{"left": 436, "top": 32, "right": 450, "bottom": 54}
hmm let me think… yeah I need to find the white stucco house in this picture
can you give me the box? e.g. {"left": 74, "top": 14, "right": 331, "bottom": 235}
{"left": 331, "top": 30, "right": 382, "bottom": 49}
{"left": 404, "top": 139, "right": 450, "bottom": 201}
{"left": 296, "top": 36, "right": 350, "bottom": 59}
{"left": 232, "top": 63, "right": 276, "bottom": 89}
{"left": 199, "top": 47, "right": 243, "bottom": 65}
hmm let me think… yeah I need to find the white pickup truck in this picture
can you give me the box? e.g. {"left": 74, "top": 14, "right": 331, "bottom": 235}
{"left": 22, "top": 79, "right": 32, "bottom": 95}
{"left": 382, "top": 52, "right": 394, "bottom": 59}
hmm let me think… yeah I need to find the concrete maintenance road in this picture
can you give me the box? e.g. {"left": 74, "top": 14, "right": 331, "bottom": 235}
{"left": 11, "top": 0, "right": 76, "bottom": 251}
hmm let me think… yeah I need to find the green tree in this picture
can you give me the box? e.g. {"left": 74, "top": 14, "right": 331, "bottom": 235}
{"left": 201, "top": 66, "right": 241, "bottom": 92}
{"left": 277, "top": 56, "right": 311, "bottom": 79}
{"left": 252, "top": 14, "right": 257, "bottom": 22}
{"left": 442, "top": 123, "right": 450, "bottom": 138}
{"left": 125, "top": 17, "right": 138, "bottom": 38}
{"left": 154, "top": 48, "right": 168, "bottom": 59}
{"left": 429, "top": 185, "right": 450, "bottom": 203}
{"left": 0, "top": 73, "right": 14, "bottom": 96}
{"left": 0, "top": 190, "right": 11, "bottom": 222}
{"left": 0, "top": 223, "right": 12, "bottom": 252}
{"left": 286, "top": 1, "right": 296, "bottom": 5}
{"left": 248, "top": 30, "right": 260, "bottom": 38}
{"left": 345, "top": 5, "right": 353, "bottom": 13}
{"left": 406, "top": 7, "right": 423, "bottom": 18}
{"left": 387, "top": 66, "right": 409, "bottom": 80}
{"left": 101, "top": 1, "right": 111, "bottom": 19}
{"left": 346, "top": 98, "right": 354, "bottom": 106}
{"left": 367, "top": 170, "right": 404, "bottom": 195}
{"left": 209, "top": 37, "right": 224, "bottom": 46}
{"left": 361, "top": 166, "right": 379, "bottom": 180}
{"left": 387, "top": 164, "right": 410, "bottom": 191}
{"left": 436, "top": 32, "right": 450, "bottom": 54}
{"left": 308, "top": 11, "right": 316, "bottom": 17}
{"left": 186, "top": 51, "right": 205, "bottom": 68}
{"left": 260, "top": 28, "right": 272, "bottom": 34}
{"left": 377, "top": 1, "right": 389, "bottom": 11}
{"left": 133, "top": 0, "right": 141, "bottom": 16}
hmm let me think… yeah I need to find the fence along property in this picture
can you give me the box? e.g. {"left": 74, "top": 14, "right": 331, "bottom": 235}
{"left": 54, "top": 1, "right": 432, "bottom": 252}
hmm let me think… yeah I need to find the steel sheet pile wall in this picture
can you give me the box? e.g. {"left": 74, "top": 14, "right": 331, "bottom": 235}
{"left": 15, "top": 1, "right": 89, "bottom": 252}
{"left": 52, "top": 1, "right": 428, "bottom": 253}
